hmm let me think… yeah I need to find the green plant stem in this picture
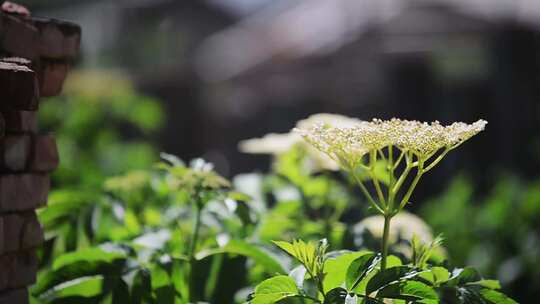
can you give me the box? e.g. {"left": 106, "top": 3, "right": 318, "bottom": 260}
{"left": 188, "top": 204, "right": 202, "bottom": 303}
{"left": 354, "top": 173, "right": 384, "bottom": 214}
{"left": 398, "top": 167, "right": 423, "bottom": 210}
{"left": 381, "top": 214, "right": 392, "bottom": 271}
{"left": 370, "top": 151, "right": 386, "bottom": 207}
{"left": 423, "top": 147, "right": 450, "bottom": 172}
{"left": 389, "top": 165, "right": 411, "bottom": 205}
{"left": 392, "top": 150, "right": 405, "bottom": 170}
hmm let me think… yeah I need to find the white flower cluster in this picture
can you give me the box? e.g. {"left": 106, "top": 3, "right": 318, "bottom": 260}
{"left": 294, "top": 117, "right": 487, "bottom": 169}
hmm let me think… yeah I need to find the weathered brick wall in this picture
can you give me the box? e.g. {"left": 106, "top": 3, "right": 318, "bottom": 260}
{"left": 0, "top": 2, "right": 80, "bottom": 303}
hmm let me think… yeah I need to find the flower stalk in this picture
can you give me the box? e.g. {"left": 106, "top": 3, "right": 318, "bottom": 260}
{"left": 295, "top": 117, "right": 487, "bottom": 271}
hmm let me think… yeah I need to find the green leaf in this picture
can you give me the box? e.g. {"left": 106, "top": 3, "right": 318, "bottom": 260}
{"left": 131, "top": 269, "right": 152, "bottom": 304}
{"left": 54, "top": 275, "right": 104, "bottom": 298}
{"left": 153, "top": 286, "right": 175, "bottom": 304}
{"left": 273, "top": 239, "right": 326, "bottom": 276}
{"left": 323, "top": 251, "right": 369, "bottom": 293}
{"left": 479, "top": 288, "right": 518, "bottom": 304}
{"left": 365, "top": 266, "right": 416, "bottom": 295}
{"left": 38, "top": 190, "right": 97, "bottom": 228}
{"left": 431, "top": 267, "right": 450, "bottom": 284}
{"left": 273, "top": 240, "right": 316, "bottom": 265}
{"left": 376, "top": 281, "right": 438, "bottom": 302}
{"left": 468, "top": 280, "right": 501, "bottom": 290}
{"left": 34, "top": 247, "right": 127, "bottom": 296}
{"left": 386, "top": 255, "right": 403, "bottom": 268}
{"left": 112, "top": 278, "right": 130, "bottom": 304}
{"left": 346, "top": 253, "right": 379, "bottom": 291}
{"left": 52, "top": 247, "right": 126, "bottom": 270}
{"left": 324, "top": 288, "right": 348, "bottom": 304}
{"left": 249, "top": 275, "right": 299, "bottom": 304}
{"left": 445, "top": 267, "right": 482, "bottom": 287}
{"left": 196, "top": 240, "right": 285, "bottom": 274}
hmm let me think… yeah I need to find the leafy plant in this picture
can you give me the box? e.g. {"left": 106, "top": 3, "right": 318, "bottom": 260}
{"left": 250, "top": 239, "right": 513, "bottom": 304}
{"left": 35, "top": 113, "right": 520, "bottom": 303}
{"left": 421, "top": 175, "right": 540, "bottom": 302}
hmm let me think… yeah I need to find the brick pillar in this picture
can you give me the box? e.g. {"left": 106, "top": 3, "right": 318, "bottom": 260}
{"left": 0, "top": 2, "right": 80, "bottom": 303}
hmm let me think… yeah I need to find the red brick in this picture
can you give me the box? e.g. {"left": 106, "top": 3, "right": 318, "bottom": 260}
{"left": 29, "top": 134, "right": 59, "bottom": 172}
{"left": 0, "top": 114, "right": 3, "bottom": 137}
{"left": 0, "top": 134, "right": 59, "bottom": 173}
{"left": 0, "top": 288, "right": 28, "bottom": 304}
{"left": 0, "top": 251, "right": 38, "bottom": 290}
{"left": 1, "top": 214, "right": 22, "bottom": 253}
{"left": 0, "top": 62, "right": 39, "bottom": 111}
{"left": 0, "top": 212, "right": 43, "bottom": 255}
{"left": 36, "top": 59, "right": 69, "bottom": 97}
{"left": 0, "top": 110, "right": 37, "bottom": 133}
{"left": 0, "top": 174, "right": 49, "bottom": 212}
{"left": 0, "top": 12, "right": 38, "bottom": 59}
{"left": 31, "top": 17, "right": 81, "bottom": 60}
{"left": 0, "top": 217, "right": 3, "bottom": 254}
{"left": 0, "top": 134, "right": 31, "bottom": 171}
{"left": 20, "top": 212, "right": 43, "bottom": 250}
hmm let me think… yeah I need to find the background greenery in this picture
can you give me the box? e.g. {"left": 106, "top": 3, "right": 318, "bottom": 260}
{"left": 31, "top": 75, "right": 539, "bottom": 302}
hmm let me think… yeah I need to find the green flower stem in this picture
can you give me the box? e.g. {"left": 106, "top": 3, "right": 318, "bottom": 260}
{"left": 369, "top": 151, "right": 386, "bottom": 207}
{"left": 349, "top": 166, "right": 384, "bottom": 214}
{"left": 390, "top": 163, "right": 411, "bottom": 203}
{"left": 381, "top": 214, "right": 392, "bottom": 270}
{"left": 398, "top": 162, "right": 424, "bottom": 211}
{"left": 353, "top": 173, "right": 384, "bottom": 214}
{"left": 423, "top": 147, "right": 450, "bottom": 172}
{"left": 188, "top": 202, "right": 203, "bottom": 302}
{"left": 392, "top": 150, "right": 405, "bottom": 170}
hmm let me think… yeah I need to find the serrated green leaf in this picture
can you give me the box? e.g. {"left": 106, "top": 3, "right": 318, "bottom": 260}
{"left": 273, "top": 239, "right": 324, "bottom": 275}
{"left": 376, "top": 281, "right": 438, "bottom": 302}
{"left": 445, "top": 267, "right": 482, "bottom": 287}
{"left": 323, "top": 251, "right": 369, "bottom": 293}
{"left": 250, "top": 275, "right": 299, "bottom": 304}
{"left": 469, "top": 280, "right": 501, "bottom": 290}
{"left": 324, "top": 287, "right": 348, "bottom": 304}
{"left": 386, "top": 255, "right": 403, "bottom": 268}
{"left": 432, "top": 267, "right": 450, "bottom": 284}
{"left": 346, "top": 253, "right": 379, "bottom": 291}
{"left": 366, "top": 266, "right": 415, "bottom": 295}
{"left": 478, "top": 288, "right": 518, "bottom": 304}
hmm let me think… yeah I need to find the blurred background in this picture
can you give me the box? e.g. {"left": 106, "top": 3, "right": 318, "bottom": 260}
{"left": 18, "top": 0, "right": 540, "bottom": 302}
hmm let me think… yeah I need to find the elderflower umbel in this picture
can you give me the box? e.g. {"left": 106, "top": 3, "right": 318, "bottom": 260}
{"left": 295, "top": 118, "right": 487, "bottom": 169}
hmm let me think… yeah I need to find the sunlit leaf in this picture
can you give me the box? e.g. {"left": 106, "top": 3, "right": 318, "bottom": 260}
{"left": 249, "top": 275, "right": 299, "bottom": 304}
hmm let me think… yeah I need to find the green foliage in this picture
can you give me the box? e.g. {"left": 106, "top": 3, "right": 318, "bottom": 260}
{"left": 248, "top": 276, "right": 300, "bottom": 304}
{"left": 39, "top": 70, "right": 164, "bottom": 189}
{"left": 36, "top": 104, "right": 523, "bottom": 303}
{"left": 251, "top": 240, "right": 515, "bottom": 304}
{"left": 421, "top": 175, "right": 540, "bottom": 302}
